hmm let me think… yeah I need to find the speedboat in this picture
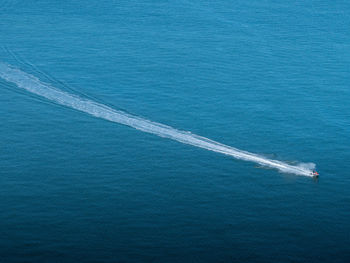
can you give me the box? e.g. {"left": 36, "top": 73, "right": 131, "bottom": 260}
{"left": 311, "top": 170, "right": 319, "bottom": 177}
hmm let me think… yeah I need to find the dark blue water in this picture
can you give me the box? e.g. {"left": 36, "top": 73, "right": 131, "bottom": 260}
{"left": 1, "top": 1, "right": 349, "bottom": 262}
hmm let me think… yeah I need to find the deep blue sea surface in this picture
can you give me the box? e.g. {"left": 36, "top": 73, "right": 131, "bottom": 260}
{"left": 1, "top": 1, "right": 350, "bottom": 262}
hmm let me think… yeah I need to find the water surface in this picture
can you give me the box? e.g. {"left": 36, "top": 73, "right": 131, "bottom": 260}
{"left": 1, "top": 1, "right": 349, "bottom": 262}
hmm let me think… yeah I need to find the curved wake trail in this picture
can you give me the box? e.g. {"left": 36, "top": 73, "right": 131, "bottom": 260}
{"left": 0, "top": 62, "right": 315, "bottom": 176}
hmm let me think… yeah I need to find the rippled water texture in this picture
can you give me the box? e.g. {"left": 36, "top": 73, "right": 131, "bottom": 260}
{"left": 1, "top": 1, "right": 349, "bottom": 262}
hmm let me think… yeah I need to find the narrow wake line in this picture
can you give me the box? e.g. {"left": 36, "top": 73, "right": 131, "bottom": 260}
{"left": 0, "top": 62, "right": 316, "bottom": 177}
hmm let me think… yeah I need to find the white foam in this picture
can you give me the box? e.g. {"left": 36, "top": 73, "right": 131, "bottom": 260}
{"left": 0, "top": 62, "right": 316, "bottom": 176}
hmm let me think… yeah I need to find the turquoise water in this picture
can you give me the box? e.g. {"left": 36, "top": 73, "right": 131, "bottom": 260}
{"left": 1, "top": 1, "right": 350, "bottom": 262}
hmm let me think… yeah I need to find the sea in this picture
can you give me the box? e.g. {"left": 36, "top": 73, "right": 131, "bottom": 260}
{"left": 0, "top": 1, "right": 349, "bottom": 262}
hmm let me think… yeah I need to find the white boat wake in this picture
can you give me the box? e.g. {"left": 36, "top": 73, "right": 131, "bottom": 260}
{"left": 0, "top": 62, "right": 316, "bottom": 177}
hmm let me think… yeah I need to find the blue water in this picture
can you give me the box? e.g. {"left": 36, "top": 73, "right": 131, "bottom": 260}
{"left": 1, "top": 1, "right": 349, "bottom": 262}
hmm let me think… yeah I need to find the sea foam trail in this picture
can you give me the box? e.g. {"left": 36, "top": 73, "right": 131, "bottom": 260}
{"left": 0, "top": 62, "right": 315, "bottom": 176}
